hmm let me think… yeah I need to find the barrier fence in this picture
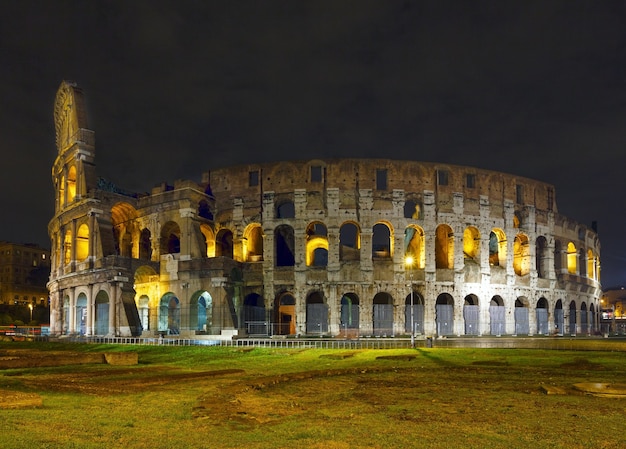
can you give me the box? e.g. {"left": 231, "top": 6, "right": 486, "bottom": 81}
{"left": 5, "top": 326, "right": 626, "bottom": 351}
{"left": 25, "top": 334, "right": 626, "bottom": 352}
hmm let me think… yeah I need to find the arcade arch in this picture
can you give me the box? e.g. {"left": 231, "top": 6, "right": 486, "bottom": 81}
{"left": 463, "top": 294, "right": 479, "bottom": 336}
{"left": 436, "top": 293, "right": 454, "bottom": 335}
{"left": 435, "top": 224, "right": 454, "bottom": 269}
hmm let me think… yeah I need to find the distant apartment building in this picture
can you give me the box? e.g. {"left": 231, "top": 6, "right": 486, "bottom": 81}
{"left": 0, "top": 242, "right": 50, "bottom": 306}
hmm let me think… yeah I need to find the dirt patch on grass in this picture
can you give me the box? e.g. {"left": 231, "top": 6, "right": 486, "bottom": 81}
{"left": 0, "top": 389, "right": 43, "bottom": 409}
{"left": 17, "top": 367, "right": 244, "bottom": 395}
{"left": 560, "top": 357, "right": 606, "bottom": 370}
{"left": 193, "top": 366, "right": 417, "bottom": 426}
{"left": 376, "top": 354, "right": 417, "bottom": 361}
{"left": 319, "top": 352, "right": 357, "bottom": 359}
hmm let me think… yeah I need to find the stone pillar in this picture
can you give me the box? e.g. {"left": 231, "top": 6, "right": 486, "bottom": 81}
{"left": 109, "top": 282, "right": 117, "bottom": 336}
{"left": 504, "top": 200, "right": 515, "bottom": 280}
{"left": 327, "top": 285, "right": 338, "bottom": 335}
{"left": 179, "top": 208, "right": 195, "bottom": 260}
{"left": 88, "top": 211, "right": 96, "bottom": 266}
{"left": 85, "top": 283, "right": 94, "bottom": 336}
{"left": 479, "top": 196, "right": 491, "bottom": 276}
{"left": 70, "top": 219, "right": 77, "bottom": 272}
{"left": 49, "top": 289, "right": 61, "bottom": 336}
{"left": 422, "top": 191, "right": 436, "bottom": 276}
{"left": 67, "top": 287, "right": 76, "bottom": 334}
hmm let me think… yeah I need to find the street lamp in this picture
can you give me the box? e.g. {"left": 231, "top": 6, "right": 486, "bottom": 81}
{"left": 405, "top": 255, "right": 415, "bottom": 348}
{"left": 28, "top": 304, "right": 33, "bottom": 323}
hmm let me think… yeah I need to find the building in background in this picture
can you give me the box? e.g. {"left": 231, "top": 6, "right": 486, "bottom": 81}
{"left": 47, "top": 81, "right": 602, "bottom": 339}
{"left": 599, "top": 286, "right": 626, "bottom": 335}
{"left": 0, "top": 241, "right": 50, "bottom": 307}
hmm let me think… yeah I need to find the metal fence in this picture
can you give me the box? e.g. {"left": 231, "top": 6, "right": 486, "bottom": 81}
{"left": 60, "top": 335, "right": 418, "bottom": 349}
{"left": 49, "top": 335, "right": 626, "bottom": 352}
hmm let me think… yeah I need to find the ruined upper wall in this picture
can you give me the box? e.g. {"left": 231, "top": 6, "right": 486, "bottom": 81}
{"left": 202, "top": 158, "right": 558, "bottom": 214}
{"left": 53, "top": 80, "right": 92, "bottom": 155}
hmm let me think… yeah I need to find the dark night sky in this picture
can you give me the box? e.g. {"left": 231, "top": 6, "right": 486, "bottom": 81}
{"left": 1, "top": 1, "right": 625, "bottom": 287}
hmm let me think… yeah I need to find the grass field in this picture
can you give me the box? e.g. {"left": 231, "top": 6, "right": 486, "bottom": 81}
{"left": 1, "top": 341, "right": 625, "bottom": 449}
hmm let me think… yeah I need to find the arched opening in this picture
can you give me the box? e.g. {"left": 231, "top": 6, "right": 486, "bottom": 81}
{"left": 139, "top": 228, "right": 152, "bottom": 260}
{"left": 276, "top": 200, "right": 295, "bottom": 218}
{"left": 137, "top": 295, "right": 149, "bottom": 333}
{"left": 373, "top": 292, "right": 394, "bottom": 336}
{"left": 535, "top": 236, "right": 549, "bottom": 278}
{"left": 340, "top": 293, "right": 360, "bottom": 336}
{"left": 536, "top": 297, "right": 549, "bottom": 335}
{"left": 404, "top": 199, "right": 421, "bottom": 219}
{"left": 112, "top": 202, "right": 138, "bottom": 257}
{"left": 198, "top": 199, "right": 213, "bottom": 220}
{"left": 489, "top": 229, "right": 507, "bottom": 267}
{"left": 121, "top": 230, "right": 132, "bottom": 257}
{"left": 67, "top": 165, "right": 77, "bottom": 202}
{"left": 95, "top": 290, "right": 110, "bottom": 335}
{"left": 160, "top": 222, "right": 181, "bottom": 255}
{"left": 339, "top": 222, "right": 360, "bottom": 261}
{"left": 244, "top": 224, "right": 264, "bottom": 262}
{"left": 215, "top": 229, "right": 234, "bottom": 258}
{"left": 463, "top": 294, "right": 480, "bottom": 336}
{"left": 76, "top": 223, "right": 89, "bottom": 262}
{"left": 404, "top": 292, "right": 424, "bottom": 335}
{"left": 514, "top": 298, "right": 529, "bottom": 335}
{"left": 435, "top": 224, "right": 454, "bottom": 269}
{"left": 490, "top": 295, "right": 505, "bottom": 336}
{"left": 567, "top": 242, "right": 577, "bottom": 274}
{"left": 75, "top": 292, "right": 87, "bottom": 335}
{"left": 513, "top": 234, "right": 530, "bottom": 276}
{"left": 243, "top": 293, "right": 265, "bottom": 335}
{"left": 589, "top": 304, "right": 596, "bottom": 334}
{"left": 200, "top": 224, "right": 215, "bottom": 257}
{"left": 372, "top": 223, "right": 392, "bottom": 259}
{"left": 404, "top": 226, "right": 425, "bottom": 269}
{"left": 306, "top": 291, "right": 328, "bottom": 334}
{"left": 201, "top": 292, "right": 213, "bottom": 333}
{"left": 275, "top": 293, "right": 296, "bottom": 335}
{"left": 305, "top": 222, "right": 328, "bottom": 267}
{"left": 188, "top": 291, "right": 210, "bottom": 332}
{"left": 275, "top": 225, "right": 295, "bottom": 267}
{"left": 587, "top": 249, "right": 596, "bottom": 280}
{"left": 581, "top": 302, "right": 588, "bottom": 335}
{"left": 569, "top": 300, "right": 577, "bottom": 336}
{"left": 436, "top": 293, "right": 454, "bottom": 336}
{"left": 554, "top": 299, "right": 564, "bottom": 336}
{"left": 463, "top": 227, "right": 480, "bottom": 262}
{"left": 159, "top": 293, "right": 180, "bottom": 335}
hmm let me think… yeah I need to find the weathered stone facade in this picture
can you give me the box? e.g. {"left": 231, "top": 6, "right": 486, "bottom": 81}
{"left": 48, "top": 81, "right": 602, "bottom": 338}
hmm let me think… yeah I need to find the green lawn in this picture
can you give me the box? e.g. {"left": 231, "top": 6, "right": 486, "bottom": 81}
{"left": 1, "top": 341, "right": 625, "bottom": 449}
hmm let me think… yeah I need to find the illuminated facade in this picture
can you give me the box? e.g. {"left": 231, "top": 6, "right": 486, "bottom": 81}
{"left": 48, "top": 81, "right": 602, "bottom": 338}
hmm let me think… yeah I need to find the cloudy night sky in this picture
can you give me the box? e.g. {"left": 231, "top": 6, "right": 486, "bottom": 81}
{"left": 1, "top": 1, "right": 625, "bottom": 287}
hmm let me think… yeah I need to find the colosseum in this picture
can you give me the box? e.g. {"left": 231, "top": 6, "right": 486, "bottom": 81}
{"left": 48, "top": 80, "right": 602, "bottom": 340}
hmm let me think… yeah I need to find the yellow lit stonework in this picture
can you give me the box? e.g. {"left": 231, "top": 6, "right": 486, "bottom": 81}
{"left": 567, "top": 242, "right": 578, "bottom": 275}
{"left": 47, "top": 81, "right": 603, "bottom": 339}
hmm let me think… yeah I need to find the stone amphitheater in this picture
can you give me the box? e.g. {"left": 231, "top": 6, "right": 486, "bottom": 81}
{"left": 47, "top": 80, "right": 601, "bottom": 340}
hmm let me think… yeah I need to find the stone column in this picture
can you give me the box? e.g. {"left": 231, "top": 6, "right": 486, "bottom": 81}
{"left": 109, "top": 282, "right": 117, "bottom": 336}
{"left": 85, "top": 283, "right": 94, "bottom": 336}
{"left": 68, "top": 287, "right": 76, "bottom": 334}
